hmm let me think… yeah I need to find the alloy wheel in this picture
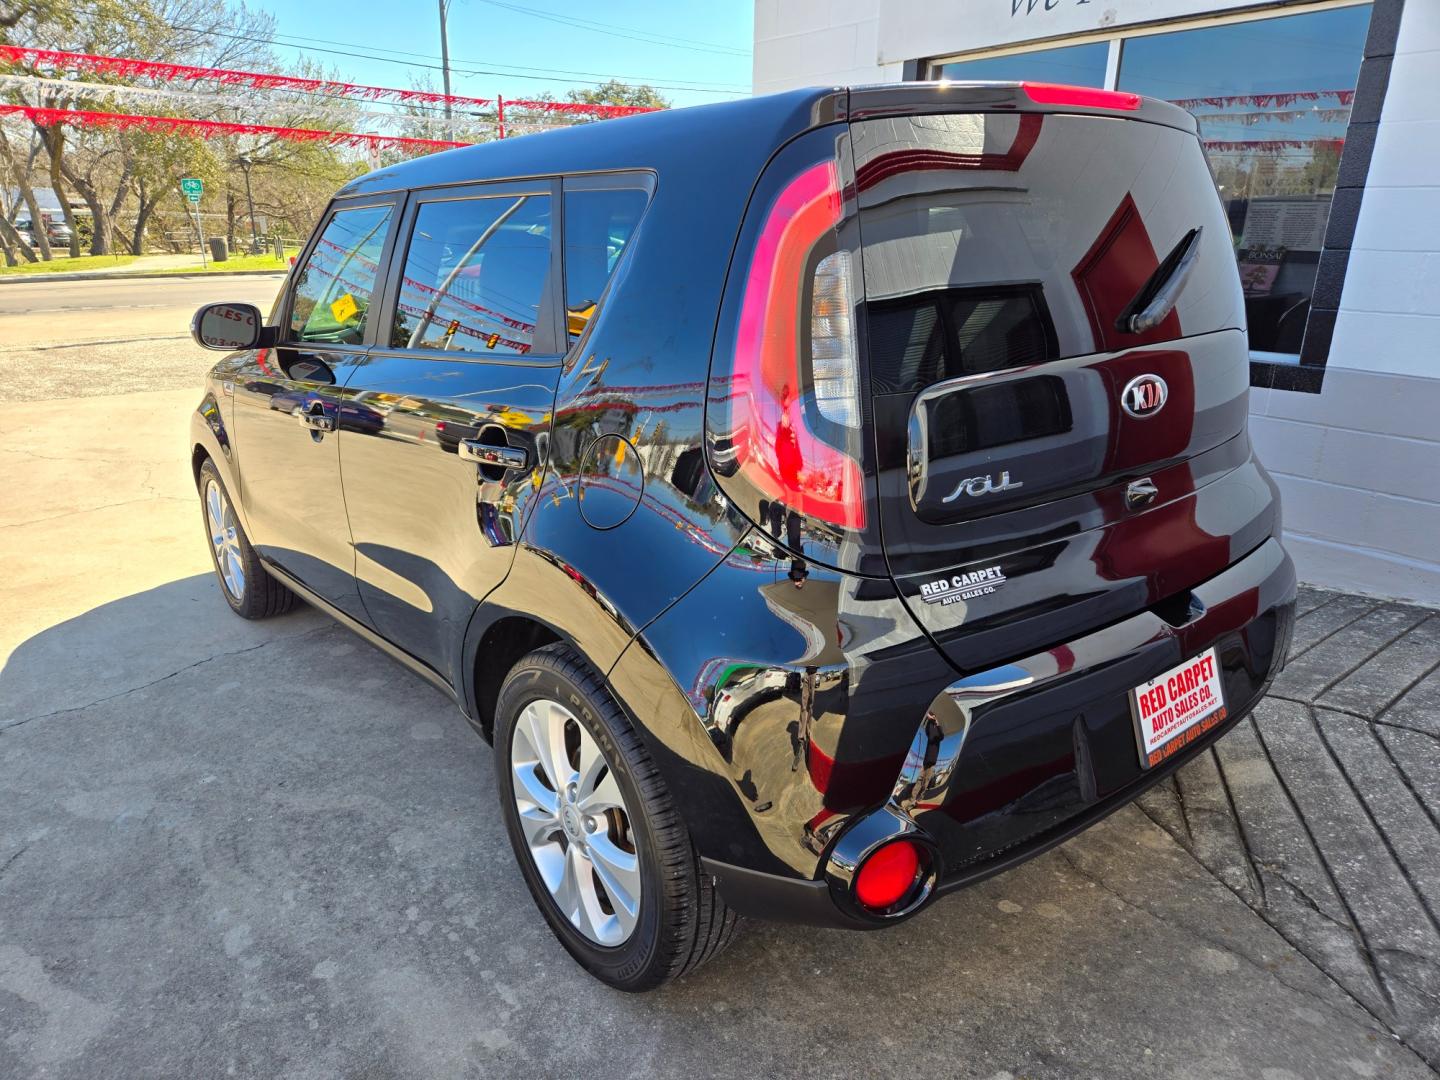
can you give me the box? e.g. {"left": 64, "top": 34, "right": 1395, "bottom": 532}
{"left": 205, "top": 478, "right": 246, "bottom": 601}
{"left": 509, "top": 698, "right": 641, "bottom": 946}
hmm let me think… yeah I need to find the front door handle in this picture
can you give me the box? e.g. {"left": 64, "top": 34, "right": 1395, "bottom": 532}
{"left": 295, "top": 402, "right": 334, "bottom": 433}
{"left": 459, "top": 438, "right": 529, "bottom": 472}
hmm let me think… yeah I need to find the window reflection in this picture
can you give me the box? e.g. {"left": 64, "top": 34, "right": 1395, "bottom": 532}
{"left": 391, "top": 195, "right": 552, "bottom": 356}
{"left": 1118, "top": 5, "right": 1372, "bottom": 357}
{"left": 290, "top": 204, "right": 393, "bottom": 346}
{"left": 933, "top": 42, "right": 1110, "bottom": 88}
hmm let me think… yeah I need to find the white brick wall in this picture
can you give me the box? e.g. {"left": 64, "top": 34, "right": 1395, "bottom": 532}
{"left": 1256, "top": 0, "right": 1440, "bottom": 605}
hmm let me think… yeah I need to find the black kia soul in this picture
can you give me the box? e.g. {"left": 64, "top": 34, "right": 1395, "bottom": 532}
{"left": 190, "top": 82, "right": 1295, "bottom": 990}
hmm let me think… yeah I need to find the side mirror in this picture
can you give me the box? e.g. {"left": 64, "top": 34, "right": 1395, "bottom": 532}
{"left": 191, "top": 302, "right": 271, "bottom": 351}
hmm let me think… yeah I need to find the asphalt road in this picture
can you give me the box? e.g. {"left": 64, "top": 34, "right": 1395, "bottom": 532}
{"left": 1, "top": 275, "right": 1437, "bottom": 1079}
{"left": 0, "top": 275, "right": 286, "bottom": 403}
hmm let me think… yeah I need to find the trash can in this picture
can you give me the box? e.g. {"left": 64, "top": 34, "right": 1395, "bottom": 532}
{"left": 208, "top": 236, "right": 228, "bottom": 262}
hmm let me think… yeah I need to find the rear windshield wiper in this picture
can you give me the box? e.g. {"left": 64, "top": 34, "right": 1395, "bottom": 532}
{"left": 1116, "top": 226, "right": 1203, "bottom": 335}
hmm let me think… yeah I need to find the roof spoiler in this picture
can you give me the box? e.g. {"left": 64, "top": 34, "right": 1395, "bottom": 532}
{"left": 822, "top": 81, "right": 1198, "bottom": 136}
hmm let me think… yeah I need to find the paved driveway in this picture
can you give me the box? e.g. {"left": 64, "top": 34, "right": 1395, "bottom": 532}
{"left": 1, "top": 280, "right": 1437, "bottom": 1078}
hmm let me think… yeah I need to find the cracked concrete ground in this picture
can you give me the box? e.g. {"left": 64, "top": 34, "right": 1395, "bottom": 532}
{"left": 1, "top": 280, "right": 1438, "bottom": 1078}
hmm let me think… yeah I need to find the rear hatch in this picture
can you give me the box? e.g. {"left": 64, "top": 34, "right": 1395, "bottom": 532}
{"left": 851, "top": 88, "right": 1250, "bottom": 671}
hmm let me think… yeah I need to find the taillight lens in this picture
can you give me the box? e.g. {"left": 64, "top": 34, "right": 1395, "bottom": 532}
{"left": 853, "top": 840, "right": 923, "bottom": 912}
{"left": 718, "top": 157, "right": 866, "bottom": 531}
{"left": 1022, "top": 81, "right": 1141, "bottom": 111}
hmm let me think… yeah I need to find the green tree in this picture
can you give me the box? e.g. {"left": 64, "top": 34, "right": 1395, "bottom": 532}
{"left": 565, "top": 80, "right": 670, "bottom": 111}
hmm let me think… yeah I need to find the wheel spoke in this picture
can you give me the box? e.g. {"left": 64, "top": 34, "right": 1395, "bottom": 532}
{"left": 517, "top": 703, "right": 561, "bottom": 792}
{"left": 518, "top": 802, "right": 561, "bottom": 850}
{"left": 575, "top": 727, "right": 607, "bottom": 803}
{"left": 512, "top": 759, "right": 559, "bottom": 819}
{"left": 553, "top": 844, "right": 584, "bottom": 926}
{"left": 577, "top": 769, "right": 626, "bottom": 816}
{"left": 588, "top": 835, "right": 641, "bottom": 935}
{"left": 569, "top": 848, "right": 609, "bottom": 943}
{"left": 545, "top": 700, "right": 576, "bottom": 788}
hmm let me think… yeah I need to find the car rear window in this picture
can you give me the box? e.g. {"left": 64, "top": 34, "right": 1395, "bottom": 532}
{"left": 390, "top": 193, "right": 552, "bottom": 356}
{"left": 868, "top": 284, "right": 1059, "bottom": 394}
{"left": 563, "top": 184, "right": 650, "bottom": 345}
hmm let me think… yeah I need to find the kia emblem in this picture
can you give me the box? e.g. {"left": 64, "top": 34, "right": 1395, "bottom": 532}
{"left": 1121, "top": 373, "right": 1168, "bottom": 418}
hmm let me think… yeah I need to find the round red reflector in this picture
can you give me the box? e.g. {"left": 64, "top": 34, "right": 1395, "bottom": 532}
{"left": 853, "top": 841, "right": 922, "bottom": 911}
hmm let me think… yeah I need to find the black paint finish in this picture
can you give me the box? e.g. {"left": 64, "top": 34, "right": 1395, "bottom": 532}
{"left": 190, "top": 83, "right": 1295, "bottom": 932}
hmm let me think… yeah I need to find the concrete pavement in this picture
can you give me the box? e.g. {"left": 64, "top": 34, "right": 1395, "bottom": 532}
{"left": 0, "top": 281, "right": 1436, "bottom": 1078}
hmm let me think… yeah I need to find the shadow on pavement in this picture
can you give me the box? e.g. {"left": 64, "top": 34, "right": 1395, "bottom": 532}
{"left": 0, "top": 577, "right": 1427, "bottom": 1079}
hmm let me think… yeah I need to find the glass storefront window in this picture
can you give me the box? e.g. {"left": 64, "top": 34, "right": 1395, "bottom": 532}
{"left": 933, "top": 42, "right": 1109, "bottom": 88}
{"left": 1118, "top": 5, "right": 1372, "bottom": 359}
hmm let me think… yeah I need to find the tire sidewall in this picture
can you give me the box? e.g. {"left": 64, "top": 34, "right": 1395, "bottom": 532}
{"left": 494, "top": 657, "right": 670, "bottom": 989}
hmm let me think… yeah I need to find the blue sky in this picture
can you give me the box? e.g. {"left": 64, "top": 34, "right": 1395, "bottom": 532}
{"left": 250, "top": 0, "right": 754, "bottom": 108}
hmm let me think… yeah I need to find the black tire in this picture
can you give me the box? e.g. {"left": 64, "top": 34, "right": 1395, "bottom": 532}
{"left": 196, "top": 457, "right": 297, "bottom": 620}
{"left": 494, "top": 643, "right": 740, "bottom": 991}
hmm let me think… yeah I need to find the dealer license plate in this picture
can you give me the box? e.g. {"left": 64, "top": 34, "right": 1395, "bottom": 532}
{"left": 1130, "top": 647, "right": 1228, "bottom": 769}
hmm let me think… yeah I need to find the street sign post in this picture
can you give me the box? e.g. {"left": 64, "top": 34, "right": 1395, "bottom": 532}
{"left": 179, "top": 179, "right": 207, "bottom": 268}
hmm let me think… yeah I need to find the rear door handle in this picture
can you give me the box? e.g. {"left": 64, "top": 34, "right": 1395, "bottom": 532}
{"left": 295, "top": 402, "right": 334, "bottom": 432}
{"left": 459, "top": 438, "right": 529, "bottom": 472}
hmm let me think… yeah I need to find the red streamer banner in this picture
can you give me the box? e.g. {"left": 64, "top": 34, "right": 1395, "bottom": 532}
{"left": 0, "top": 45, "right": 658, "bottom": 118}
{"left": 1202, "top": 137, "right": 1345, "bottom": 153}
{"left": 0, "top": 45, "right": 495, "bottom": 109}
{"left": 1172, "top": 89, "right": 1355, "bottom": 110}
{"left": 0, "top": 103, "right": 471, "bottom": 152}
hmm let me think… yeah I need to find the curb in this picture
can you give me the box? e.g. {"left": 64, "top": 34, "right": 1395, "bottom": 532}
{"left": 0, "top": 268, "right": 288, "bottom": 285}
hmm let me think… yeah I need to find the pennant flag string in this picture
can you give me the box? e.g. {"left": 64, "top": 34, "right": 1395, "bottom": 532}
{"left": 0, "top": 74, "right": 584, "bottom": 139}
{"left": 1201, "top": 137, "right": 1346, "bottom": 153}
{"left": 0, "top": 102, "right": 472, "bottom": 152}
{"left": 1195, "top": 107, "right": 1353, "bottom": 126}
{"left": 1171, "top": 88, "right": 1355, "bottom": 110}
{"left": 0, "top": 45, "right": 657, "bottom": 118}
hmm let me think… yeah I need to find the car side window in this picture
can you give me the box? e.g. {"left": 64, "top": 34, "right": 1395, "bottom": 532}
{"left": 289, "top": 203, "right": 395, "bottom": 345}
{"left": 390, "top": 194, "right": 553, "bottom": 356}
{"left": 563, "top": 186, "right": 649, "bottom": 344}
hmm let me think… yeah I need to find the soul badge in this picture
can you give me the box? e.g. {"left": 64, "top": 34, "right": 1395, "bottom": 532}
{"left": 919, "top": 565, "right": 1007, "bottom": 606}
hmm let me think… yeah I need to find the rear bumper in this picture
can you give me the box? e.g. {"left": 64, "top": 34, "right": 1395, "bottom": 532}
{"left": 707, "top": 537, "right": 1295, "bottom": 927}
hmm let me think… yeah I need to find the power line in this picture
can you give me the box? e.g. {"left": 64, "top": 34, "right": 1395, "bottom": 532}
{"left": 59, "top": 0, "right": 750, "bottom": 95}
{"left": 255, "top": 26, "right": 748, "bottom": 88}
{"left": 176, "top": 25, "right": 746, "bottom": 96}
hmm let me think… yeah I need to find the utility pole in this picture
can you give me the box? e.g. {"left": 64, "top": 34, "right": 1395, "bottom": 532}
{"left": 438, "top": 0, "right": 453, "bottom": 142}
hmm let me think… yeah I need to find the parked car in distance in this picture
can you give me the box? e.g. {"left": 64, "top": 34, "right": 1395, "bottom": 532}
{"left": 189, "top": 82, "right": 1296, "bottom": 991}
{"left": 15, "top": 215, "right": 74, "bottom": 247}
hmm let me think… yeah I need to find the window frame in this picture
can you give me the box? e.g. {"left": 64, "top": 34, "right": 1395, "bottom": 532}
{"left": 277, "top": 192, "right": 403, "bottom": 353}
{"left": 369, "top": 176, "right": 567, "bottom": 367}
{"left": 919, "top": 0, "right": 1401, "bottom": 394}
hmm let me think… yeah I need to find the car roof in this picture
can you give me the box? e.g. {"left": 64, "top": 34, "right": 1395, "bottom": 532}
{"left": 335, "top": 82, "right": 1196, "bottom": 199}
{"left": 337, "top": 87, "right": 841, "bottom": 198}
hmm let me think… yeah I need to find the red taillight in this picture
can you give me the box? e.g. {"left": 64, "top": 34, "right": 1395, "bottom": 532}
{"left": 1023, "top": 81, "right": 1141, "bottom": 112}
{"left": 728, "top": 159, "right": 865, "bottom": 530}
{"left": 853, "top": 840, "right": 922, "bottom": 911}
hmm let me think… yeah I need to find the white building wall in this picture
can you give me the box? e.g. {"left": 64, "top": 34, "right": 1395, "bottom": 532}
{"left": 753, "top": 0, "right": 1440, "bottom": 606}
{"left": 1249, "top": 0, "right": 1440, "bottom": 604}
{"left": 753, "top": 0, "right": 889, "bottom": 94}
